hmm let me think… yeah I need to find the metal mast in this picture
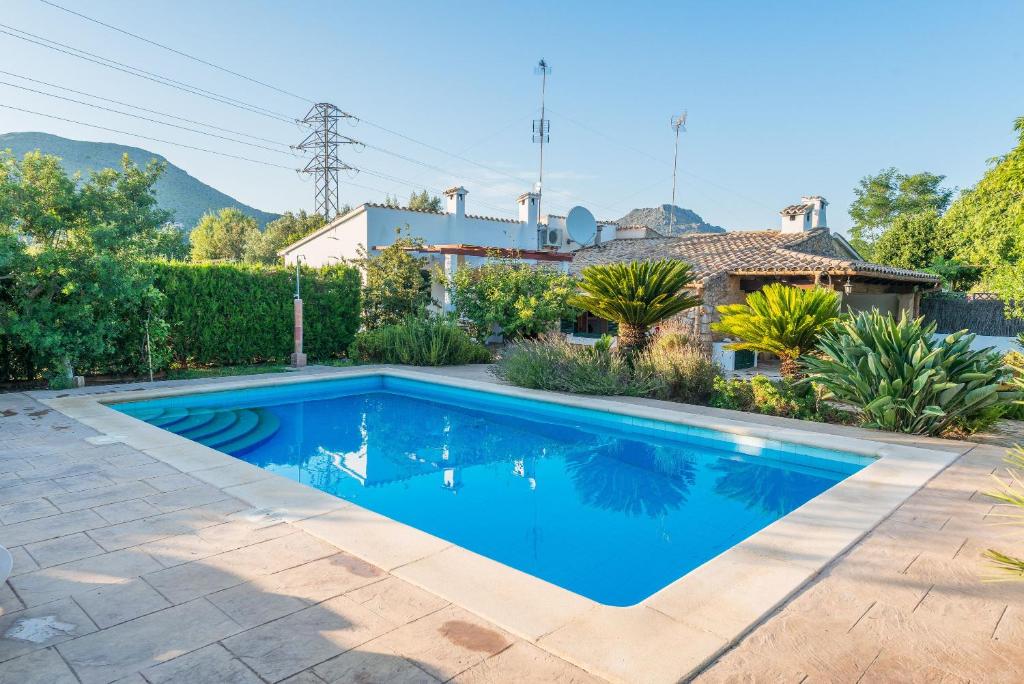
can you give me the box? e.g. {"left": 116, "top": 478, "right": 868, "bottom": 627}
{"left": 532, "top": 59, "right": 551, "bottom": 247}
{"left": 294, "top": 103, "right": 358, "bottom": 218}
{"left": 669, "top": 111, "right": 687, "bottom": 234}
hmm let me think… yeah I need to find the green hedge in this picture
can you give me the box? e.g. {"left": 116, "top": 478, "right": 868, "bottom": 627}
{"left": 149, "top": 261, "right": 360, "bottom": 367}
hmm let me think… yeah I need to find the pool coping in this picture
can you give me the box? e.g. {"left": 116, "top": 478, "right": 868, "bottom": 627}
{"left": 37, "top": 366, "right": 964, "bottom": 684}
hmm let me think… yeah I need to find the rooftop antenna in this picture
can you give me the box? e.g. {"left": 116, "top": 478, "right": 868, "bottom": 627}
{"left": 533, "top": 58, "right": 551, "bottom": 248}
{"left": 669, "top": 111, "right": 687, "bottom": 234}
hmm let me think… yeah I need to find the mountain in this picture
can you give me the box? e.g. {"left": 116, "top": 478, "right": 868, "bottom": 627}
{"left": 0, "top": 132, "right": 280, "bottom": 230}
{"left": 616, "top": 205, "right": 726, "bottom": 236}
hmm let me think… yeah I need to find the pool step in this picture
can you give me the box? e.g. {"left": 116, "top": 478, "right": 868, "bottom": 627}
{"left": 148, "top": 407, "right": 189, "bottom": 428}
{"left": 142, "top": 406, "right": 281, "bottom": 455}
{"left": 217, "top": 412, "right": 280, "bottom": 454}
{"left": 180, "top": 410, "right": 239, "bottom": 441}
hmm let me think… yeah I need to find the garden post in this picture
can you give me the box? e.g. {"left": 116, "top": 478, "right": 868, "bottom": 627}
{"left": 291, "top": 297, "right": 307, "bottom": 367}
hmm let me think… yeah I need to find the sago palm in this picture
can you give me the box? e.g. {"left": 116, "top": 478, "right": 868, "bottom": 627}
{"left": 569, "top": 259, "right": 701, "bottom": 354}
{"left": 711, "top": 283, "right": 840, "bottom": 378}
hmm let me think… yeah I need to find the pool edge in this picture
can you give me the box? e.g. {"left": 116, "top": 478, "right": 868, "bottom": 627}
{"left": 37, "top": 366, "right": 966, "bottom": 684}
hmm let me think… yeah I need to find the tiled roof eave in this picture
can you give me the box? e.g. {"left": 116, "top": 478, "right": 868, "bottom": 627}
{"left": 729, "top": 267, "right": 941, "bottom": 283}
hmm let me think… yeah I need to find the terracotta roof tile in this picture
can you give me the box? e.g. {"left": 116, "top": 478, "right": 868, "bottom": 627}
{"left": 572, "top": 229, "right": 939, "bottom": 284}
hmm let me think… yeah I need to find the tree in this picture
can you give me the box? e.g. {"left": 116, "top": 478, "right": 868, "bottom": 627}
{"left": 243, "top": 210, "right": 327, "bottom": 264}
{"left": 568, "top": 259, "right": 701, "bottom": 354}
{"left": 190, "top": 208, "right": 259, "bottom": 261}
{"left": 872, "top": 209, "right": 946, "bottom": 270}
{"left": 448, "top": 255, "right": 577, "bottom": 341}
{"left": 712, "top": 283, "right": 840, "bottom": 378}
{"left": 0, "top": 150, "right": 171, "bottom": 386}
{"left": 408, "top": 190, "right": 442, "bottom": 212}
{"left": 943, "top": 116, "right": 1024, "bottom": 297}
{"left": 358, "top": 231, "right": 432, "bottom": 329}
{"left": 849, "top": 168, "right": 954, "bottom": 258}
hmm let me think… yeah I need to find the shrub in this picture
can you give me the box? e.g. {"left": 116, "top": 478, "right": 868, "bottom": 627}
{"left": 447, "top": 256, "right": 577, "bottom": 341}
{"left": 804, "top": 311, "right": 1016, "bottom": 436}
{"left": 634, "top": 335, "right": 721, "bottom": 404}
{"left": 712, "top": 284, "right": 841, "bottom": 378}
{"left": 710, "top": 375, "right": 850, "bottom": 423}
{"left": 568, "top": 259, "right": 701, "bottom": 354}
{"left": 348, "top": 317, "right": 491, "bottom": 366}
{"left": 150, "top": 261, "right": 360, "bottom": 366}
{"left": 358, "top": 233, "right": 433, "bottom": 330}
{"left": 494, "top": 335, "right": 658, "bottom": 396}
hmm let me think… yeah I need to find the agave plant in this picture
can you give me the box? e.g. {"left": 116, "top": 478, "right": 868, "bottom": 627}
{"left": 984, "top": 445, "right": 1024, "bottom": 580}
{"left": 804, "top": 310, "right": 1017, "bottom": 436}
{"left": 711, "top": 283, "right": 841, "bottom": 378}
{"left": 569, "top": 260, "right": 701, "bottom": 354}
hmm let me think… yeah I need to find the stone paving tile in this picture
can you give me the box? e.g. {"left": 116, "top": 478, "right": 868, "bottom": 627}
{"left": 56, "top": 598, "right": 241, "bottom": 684}
{"left": 281, "top": 671, "right": 330, "bottom": 684}
{"left": 0, "top": 499, "right": 59, "bottom": 525}
{"left": 0, "top": 597, "right": 97, "bottom": 663}
{"left": 452, "top": 641, "right": 606, "bottom": 684}
{"left": 48, "top": 481, "right": 157, "bottom": 513}
{"left": 144, "top": 531, "right": 339, "bottom": 604}
{"left": 221, "top": 594, "right": 393, "bottom": 682}
{"left": 0, "top": 480, "right": 66, "bottom": 507}
{"left": 207, "top": 552, "right": 385, "bottom": 629}
{"left": 54, "top": 471, "right": 117, "bottom": 493}
{"left": 0, "top": 585, "right": 23, "bottom": 617}
{"left": 142, "top": 483, "right": 231, "bottom": 513}
{"left": 0, "top": 647, "right": 78, "bottom": 684}
{"left": 24, "top": 532, "right": 105, "bottom": 568}
{"left": 0, "top": 509, "right": 107, "bottom": 548}
{"left": 6, "top": 546, "right": 38, "bottom": 577}
{"left": 138, "top": 518, "right": 294, "bottom": 568}
{"left": 91, "top": 498, "right": 164, "bottom": 526}
{"left": 314, "top": 648, "right": 439, "bottom": 683}
{"left": 10, "top": 548, "right": 163, "bottom": 607}
{"left": 364, "top": 605, "right": 515, "bottom": 682}
{"left": 142, "top": 472, "right": 204, "bottom": 493}
{"left": 85, "top": 498, "right": 246, "bottom": 551}
{"left": 142, "top": 643, "right": 262, "bottom": 684}
{"left": 74, "top": 578, "right": 171, "bottom": 629}
{"left": 346, "top": 576, "right": 450, "bottom": 627}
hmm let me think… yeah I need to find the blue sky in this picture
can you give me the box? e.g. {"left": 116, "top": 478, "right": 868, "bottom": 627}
{"left": 1, "top": 0, "right": 1021, "bottom": 234}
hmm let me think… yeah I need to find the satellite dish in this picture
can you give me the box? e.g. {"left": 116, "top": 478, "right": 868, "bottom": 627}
{"left": 565, "top": 206, "right": 596, "bottom": 245}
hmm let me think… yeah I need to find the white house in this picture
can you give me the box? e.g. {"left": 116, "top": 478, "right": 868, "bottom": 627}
{"left": 278, "top": 185, "right": 635, "bottom": 309}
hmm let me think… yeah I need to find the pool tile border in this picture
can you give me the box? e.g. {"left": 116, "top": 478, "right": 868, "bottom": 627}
{"left": 38, "top": 366, "right": 964, "bottom": 684}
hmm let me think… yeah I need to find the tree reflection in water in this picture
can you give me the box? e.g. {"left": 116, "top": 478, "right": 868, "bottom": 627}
{"left": 709, "top": 459, "right": 817, "bottom": 516}
{"left": 565, "top": 440, "right": 697, "bottom": 518}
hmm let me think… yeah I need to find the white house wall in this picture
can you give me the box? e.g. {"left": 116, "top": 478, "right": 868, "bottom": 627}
{"left": 283, "top": 211, "right": 369, "bottom": 267}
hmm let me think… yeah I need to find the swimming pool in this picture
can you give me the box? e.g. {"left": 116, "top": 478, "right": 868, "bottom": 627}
{"left": 114, "top": 374, "right": 872, "bottom": 606}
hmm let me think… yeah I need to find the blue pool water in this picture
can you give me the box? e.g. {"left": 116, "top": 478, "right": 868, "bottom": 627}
{"left": 114, "top": 375, "right": 870, "bottom": 606}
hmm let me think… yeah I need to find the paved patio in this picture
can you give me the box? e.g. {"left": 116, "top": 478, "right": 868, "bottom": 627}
{"left": 0, "top": 366, "right": 1022, "bottom": 682}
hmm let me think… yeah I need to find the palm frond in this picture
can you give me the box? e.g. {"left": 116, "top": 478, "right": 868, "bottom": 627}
{"left": 569, "top": 259, "right": 702, "bottom": 327}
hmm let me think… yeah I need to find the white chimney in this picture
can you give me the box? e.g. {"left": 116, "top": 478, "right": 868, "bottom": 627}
{"left": 802, "top": 196, "right": 828, "bottom": 229}
{"left": 443, "top": 186, "right": 468, "bottom": 221}
{"left": 780, "top": 195, "right": 828, "bottom": 233}
{"left": 517, "top": 191, "right": 539, "bottom": 231}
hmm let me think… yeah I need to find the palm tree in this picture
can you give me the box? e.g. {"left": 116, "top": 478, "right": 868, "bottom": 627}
{"left": 569, "top": 260, "right": 701, "bottom": 354}
{"left": 711, "top": 283, "right": 840, "bottom": 378}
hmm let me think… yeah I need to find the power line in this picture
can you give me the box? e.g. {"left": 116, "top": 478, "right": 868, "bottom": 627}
{"left": 0, "top": 79, "right": 299, "bottom": 157}
{"left": 0, "top": 69, "right": 293, "bottom": 147}
{"left": 0, "top": 23, "right": 296, "bottom": 124}
{"left": 0, "top": 103, "right": 295, "bottom": 170}
{"left": 37, "top": 0, "right": 313, "bottom": 104}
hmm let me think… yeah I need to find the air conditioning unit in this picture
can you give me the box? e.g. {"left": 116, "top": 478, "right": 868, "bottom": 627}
{"left": 544, "top": 228, "right": 561, "bottom": 246}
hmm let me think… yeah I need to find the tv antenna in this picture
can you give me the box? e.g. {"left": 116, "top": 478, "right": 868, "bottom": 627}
{"left": 669, "top": 111, "right": 687, "bottom": 234}
{"left": 533, "top": 58, "right": 551, "bottom": 247}
{"left": 294, "top": 103, "right": 360, "bottom": 219}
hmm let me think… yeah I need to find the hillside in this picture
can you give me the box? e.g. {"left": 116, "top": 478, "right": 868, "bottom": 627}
{"left": 0, "top": 132, "right": 280, "bottom": 230}
{"left": 616, "top": 205, "right": 726, "bottom": 236}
